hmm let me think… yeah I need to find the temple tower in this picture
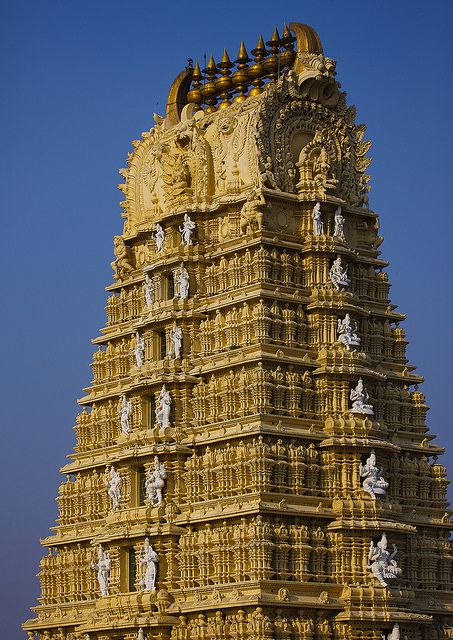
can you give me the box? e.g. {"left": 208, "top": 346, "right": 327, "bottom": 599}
{"left": 24, "top": 21, "right": 453, "bottom": 640}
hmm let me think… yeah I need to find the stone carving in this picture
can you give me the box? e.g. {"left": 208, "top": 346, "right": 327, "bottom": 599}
{"left": 137, "top": 629, "right": 147, "bottom": 640}
{"left": 106, "top": 466, "right": 121, "bottom": 510}
{"left": 145, "top": 456, "right": 167, "bottom": 506}
{"left": 382, "top": 624, "right": 400, "bottom": 640}
{"left": 329, "top": 255, "right": 350, "bottom": 290}
{"left": 159, "top": 142, "right": 192, "bottom": 205}
{"left": 260, "top": 155, "right": 281, "bottom": 191}
{"left": 169, "top": 323, "right": 183, "bottom": 358}
{"left": 333, "top": 206, "right": 346, "bottom": 240}
{"left": 143, "top": 273, "right": 154, "bottom": 308}
{"left": 117, "top": 394, "right": 133, "bottom": 434}
{"left": 240, "top": 191, "right": 265, "bottom": 234}
{"left": 337, "top": 313, "right": 360, "bottom": 350}
{"left": 368, "top": 533, "right": 402, "bottom": 587}
{"left": 312, "top": 202, "right": 323, "bottom": 235}
{"left": 156, "top": 385, "right": 171, "bottom": 428}
{"left": 139, "top": 538, "right": 158, "bottom": 591}
{"left": 350, "top": 378, "right": 374, "bottom": 415}
{"left": 111, "top": 236, "right": 134, "bottom": 279}
{"left": 359, "top": 450, "right": 388, "bottom": 499}
{"left": 133, "top": 332, "right": 145, "bottom": 367}
{"left": 90, "top": 544, "right": 110, "bottom": 596}
{"left": 153, "top": 223, "right": 165, "bottom": 253}
{"left": 175, "top": 262, "right": 189, "bottom": 300}
{"left": 179, "top": 213, "right": 196, "bottom": 246}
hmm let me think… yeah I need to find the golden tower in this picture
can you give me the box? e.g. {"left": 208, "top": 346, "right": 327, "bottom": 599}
{"left": 24, "top": 21, "right": 453, "bottom": 640}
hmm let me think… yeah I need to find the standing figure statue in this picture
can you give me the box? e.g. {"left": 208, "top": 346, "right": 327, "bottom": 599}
{"left": 350, "top": 378, "right": 374, "bottom": 415}
{"left": 90, "top": 544, "right": 110, "bottom": 596}
{"left": 179, "top": 213, "right": 196, "bottom": 246}
{"left": 156, "top": 385, "right": 171, "bottom": 428}
{"left": 137, "top": 629, "right": 147, "bottom": 640}
{"left": 333, "top": 206, "right": 346, "bottom": 240}
{"left": 145, "top": 456, "right": 167, "bottom": 506}
{"left": 368, "top": 533, "right": 402, "bottom": 587}
{"left": 117, "top": 394, "right": 133, "bottom": 434}
{"left": 139, "top": 538, "right": 158, "bottom": 591}
{"left": 153, "top": 223, "right": 165, "bottom": 253}
{"left": 133, "top": 332, "right": 145, "bottom": 367}
{"left": 143, "top": 273, "right": 154, "bottom": 308}
{"left": 106, "top": 466, "right": 122, "bottom": 510}
{"left": 359, "top": 450, "right": 388, "bottom": 499}
{"left": 337, "top": 313, "right": 360, "bottom": 350}
{"left": 169, "top": 323, "right": 183, "bottom": 359}
{"left": 382, "top": 624, "right": 400, "bottom": 640}
{"left": 312, "top": 202, "right": 324, "bottom": 235}
{"left": 329, "top": 255, "right": 350, "bottom": 291}
{"left": 240, "top": 190, "right": 265, "bottom": 234}
{"left": 174, "top": 262, "right": 189, "bottom": 300}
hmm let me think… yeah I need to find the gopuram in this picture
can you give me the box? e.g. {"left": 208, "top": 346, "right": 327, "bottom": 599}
{"left": 23, "top": 21, "right": 453, "bottom": 640}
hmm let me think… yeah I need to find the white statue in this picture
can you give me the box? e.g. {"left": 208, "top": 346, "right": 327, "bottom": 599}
{"left": 143, "top": 273, "right": 154, "bottom": 308}
{"left": 359, "top": 450, "right": 388, "bottom": 499}
{"left": 312, "top": 202, "right": 323, "bottom": 236}
{"left": 169, "top": 323, "right": 183, "bottom": 359}
{"left": 175, "top": 262, "right": 189, "bottom": 300}
{"left": 156, "top": 385, "right": 171, "bottom": 428}
{"left": 153, "top": 223, "right": 165, "bottom": 252}
{"left": 137, "top": 629, "right": 147, "bottom": 640}
{"left": 337, "top": 313, "right": 360, "bottom": 350}
{"left": 145, "top": 456, "right": 167, "bottom": 506}
{"left": 334, "top": 206, "right": 346, "bottom": 239}
{"left": 329, "top": 255, "right": 350, "bottom": 291}
{"left": 117, "top": 394, "right": 133, "bottom": 434}
{"left": 139, "top": 538, "right": 158, "bottom": 591}
{"left": 133, "top": 332, "right": 145, "bottom": 367}
{"left": 107, "top": 466, "right": 122, "bottom": 510}
{"left": 382, "top": 624, "right": 400, "bottom": 640}
{"left": 350, "top": 378, "right": 374, "bottom": 415}
{"left": 368, "top": 533, "right": 402, "bottom": 587}
{"left": 179, "top": 213, "right": 196, "bottom": 246}
{"left": 90, "top": 544, "right": 110, "bottom": 596}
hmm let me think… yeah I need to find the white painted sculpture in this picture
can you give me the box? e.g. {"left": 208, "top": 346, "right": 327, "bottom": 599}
{"left": 337, "top": 313, "right": 360, "bottom": 350}
{"left": 144, "top": 273, "right": 154, "bottom": 308}
{"left": 179, "top": 213, "right": 196, "bottom": 246}
{"left": 359, "top": 450, "right": 388, "bottom": 499}
{"left": 312, "top": 202, "right": 323, "bottom": 235}
{"left": 329, "top": 255, "right": 350, "bottom": 291}
{"left": 175, "top": 262, "right": 189, "bottom": 300}
{"left": 153, "top": 223, "right": 165, "bottom": 252}
{"left": 145, "top": 456, "right": 167, "bottom": 506}
{"left": 333, "top": 206, "right": 346, "bottom": 239}
{"left": 382, "top": 624, "right": 400, "bottom": 640}
{"left": 107, "top": 466, "right": 122, "bottom": 510}
{"left": 90, "top": 544, "right": 110, "bottom": 596}
{"left": 156, "top": 385, "right": 171, "bottom": 428}
{"left": 117, "top": 394, "right": 133, "bottom": 434}
{"left": 133, "top": 332, "right": 145, "bottom": 367}
{"left": 350, "top": 378, "right": 374, "bottom": 415}
{"left": 170, "top": 323, "right": 182, "bottom": 358}
{"left": 137, "top": 629, "right": 147, "bottom": 640}
{"left": 139, "top": 538, "right": 158, "bottom": 591}
{"left": 368, "top": 533, "right": 402, "bottom": 587}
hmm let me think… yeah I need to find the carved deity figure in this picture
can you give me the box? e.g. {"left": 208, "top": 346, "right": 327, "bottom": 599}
{"left": 139, "top": 538, "right": 158, "bottom": 591}
{"left": 111, "top": 236, "right": 134, "bottom": 279}
{"left": 169, "top": 323, "right": 183, "bottom": 358}
{"left": 260, "top": 155, "right": 280, "bottom": 191}
{"left": 137, "top": 629, "right": 147, "bottom": 640}
{"left": 90, "top": 544, "right": 110, "bottom": 596}
{"left": 333, "top": 206, "right": 346, "bottom": 240}
{"left": 312, "top": 202, "right": 323, "bottom": 235}
{"left": 313, "top": 147, "right": 338, "bottom": 192}
{"left": 350, "top": 378, "right": 374, "bottom": 415}
{"left": 240, "top": 190, "right": 265, "bottom": 234}
{"left": 329, "top": 255, "right": 350, "bottom": 291}
{"left": 107, "top": 466, "right": 121, "bottom": 510}
{"left": 145, "top": 456, "right": 167, "bottom": 506}
{"left": 368, "top": 533, "right": 402, "bottom": 587}
{"left": 382, "top": 624, "right": 400, "bottom": 640}
{"left": 175, "top": 262, "right": 189, "bottom": 300}
{"left": 143, "top": 273, "right": 154, "bottom": 308}
{"left": 117, "top": 394, "right": 133, "bottom": 434}
{"left": 179, "top": 213, "right": 196, "bottom": 246}
{"left": 156, "top": 385, "right": 171, "bottom": 428}
{"left": 337, "top": 313, "right": 360, "bottom": 350}
{"left": 153, "top": 223, "right": 165, "bottom": 253}
{"left": 359, "top": 450, "right": 388, "bottom": 499}
{"left": 133, "top": 332, "right": 145, "bottom": 367}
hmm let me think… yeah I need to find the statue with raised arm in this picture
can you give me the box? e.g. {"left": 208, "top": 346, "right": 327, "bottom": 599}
{"left": 382, "top": 624, "right": 400, "bottom": 640}
{"left": 360, "top": 450, "right": 388, "bottom": 499}
{"left": 368, "top": 533, "right": 402, "bottom": 587}
{"left": 312, "top": 202, "right": 323, "bottom": 235}
{"left": 111, "top": 235, "right": 134, "bottom": 279}
{"left": 169, "top": 323, "right": 183, "bottom": 359}
{"left": 337, "top": 313, "right": 360, "bottom": 350}
{"left": 156, "top": 385, "right": 171, "bottom": 428}
{"left": 329, "top": 255, "right": 350, "bottom": 291}
{"left": 133, "top": 332, "right": 145, "bottom": 367}
{"left": 143, "top": 273, "right": 154, "bottom": 308}
{"left": 179, "top": 213, "right": 196, "bottom": 246}
{"left": 240, "top": 190, "right": 265, "bottom": 234}
{"left": 139, "top": 538, "right": 158, "bottom": 591}
{"left": 153, "top": 223, "right": 165, "bottom": 253}
{"left": 117, "top": 394, "right": 133, "bottom": 434}
{"left": 145, "top": 456, "right": 167, "bottom": 506}
{"left": 90, "top": 544, "right": 110, "bottom": 596}
{"left": 107, "top": 466, "right": 122, "bottom": 510}
{"left": 175, "top": 262, "right": 189, "bottom": 300}
{"left": 333, "top": 206, "right": 346, "bottom": 240}
{"left": 350, "top": 378, "right": 374, "bottom": 415}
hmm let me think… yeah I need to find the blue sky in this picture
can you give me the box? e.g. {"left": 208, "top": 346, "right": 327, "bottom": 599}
{"left": 1, "top": 0, "right": 452, "bottom": 637}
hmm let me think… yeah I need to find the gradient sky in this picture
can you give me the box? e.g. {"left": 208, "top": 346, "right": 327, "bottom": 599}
{"left": 1, "top": 1, "right": 452, "bottom": 637}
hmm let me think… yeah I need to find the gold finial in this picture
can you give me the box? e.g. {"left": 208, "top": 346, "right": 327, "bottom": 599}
{"left": 203, "top": 54, "right": 218, "bottom": 113}
{"left": 249, "top": 35, "right": 267, "bottom": 96}
{"left": 263, "top": 27, "right": 281, "bottom": 82}
{"left": 232, "top": 41, "right": 250, "bottom": 103}
{"left": 217, "top": 49, "right": 234, "bottom": 109}
{"left": 187, "top": 60, "right": 203, "bottom": 111}
{"left": 280, "top": 23, "right": 296, "bottom": 68}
